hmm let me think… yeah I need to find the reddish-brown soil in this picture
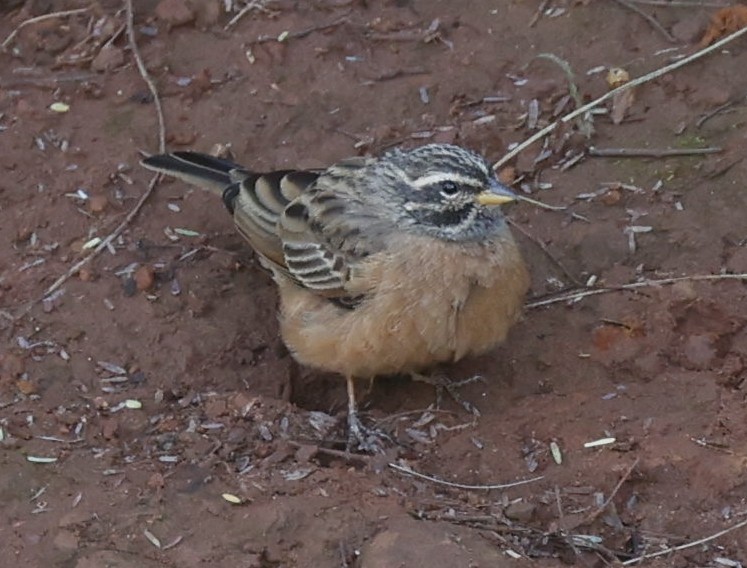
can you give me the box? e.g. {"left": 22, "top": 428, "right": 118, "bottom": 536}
{"left": 3, "top": 1, "right": 747, "bottom": 566}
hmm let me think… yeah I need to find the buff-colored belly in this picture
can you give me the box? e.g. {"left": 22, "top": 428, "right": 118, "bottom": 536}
{"left": 275, "top": 234, "right": 529, "bottom": 379}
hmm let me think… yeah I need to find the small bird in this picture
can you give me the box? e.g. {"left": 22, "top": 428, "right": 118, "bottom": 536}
{"left": 142, "top": 144, "right": 529, "bottom": 448}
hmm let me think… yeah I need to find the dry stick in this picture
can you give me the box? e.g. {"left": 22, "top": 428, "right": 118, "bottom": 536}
{"left": 584, "top": 458, "right": 639, "bottom": 525}
{"left": 525, "top": 273, "right": 747, "bottom": 310}
{"left": 588, "top": 146, "right": 722, "bottom": 158}
{"left": 696, "top": 97, "right": 744, "bottom": 128}
{"left": 1, "top": 7, "right": 91, "bottom": 50}
{"left": 39, "top": 178, "right": 159, "bottom": 302}
{"left": 250, "top": 15, "right": 348, "bottom": 44}
{"left": 287, "top": 441, "right": 371, "bottom": 465}
{"left": 389, "top": 462, "right": 544, "bottom": 490}
{"left": 32, "top": 0, "right": 165, "bottom": 305}
{"left": 625, "top": 0, "right": 728, "bottom": 6}
{"left": 493, "top": 24, "right": 747, "bottom": 170}
{"left": 125, "top": 0, "right": 165, "bottom": 153}
{"left": 611, "top": 0, "right": 677, "bottom": 43}
{"left": 507, "top": 218, "right": 582, "bottom": 286}
{"left": 528, "top": 0, "right": 550, "bottom": 27}
{"left": 224, "top": 0, "right": 270, "bottom": 31}
{"left": 622, "top": 517, "right": 747, "bottom": 565}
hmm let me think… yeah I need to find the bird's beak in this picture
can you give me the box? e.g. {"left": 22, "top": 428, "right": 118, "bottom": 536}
{"left": 476, "top": 179, "right": 518, "bottom": 206}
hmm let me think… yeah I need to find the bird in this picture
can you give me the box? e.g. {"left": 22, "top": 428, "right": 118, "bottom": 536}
{"left": 142, "top": 144, "right": 530, "bottom": 449}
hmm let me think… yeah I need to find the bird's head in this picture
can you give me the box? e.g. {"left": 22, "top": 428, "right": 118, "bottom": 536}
{"left": 366, "top": 144, "right": 517, "bottom": 241}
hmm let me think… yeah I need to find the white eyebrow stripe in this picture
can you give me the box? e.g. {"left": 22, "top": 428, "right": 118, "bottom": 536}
{"left": 411, "top": 173, "right": 485, "bottom": 189}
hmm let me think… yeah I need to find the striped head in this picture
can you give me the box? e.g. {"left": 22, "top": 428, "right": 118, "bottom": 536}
{"left": 358, "top": 144, "right": 518, "bottom": 242}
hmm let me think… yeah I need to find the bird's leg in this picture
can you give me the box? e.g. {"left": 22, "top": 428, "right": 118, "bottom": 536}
{"left": 411, "top": 373, "right": 485, "bottom": 416}
{"left": 345, "top": 376, "right": 383, "bottom": 452}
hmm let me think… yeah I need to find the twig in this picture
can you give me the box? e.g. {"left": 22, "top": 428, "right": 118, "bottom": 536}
{"left": 0, "top": 72, "right": 98, "bottom": 89}
{"left": 250, "top": 15, "right": 348, "bottom": 44}
{"left": 224, "top": 0, "right": 270, "bottom": 31}
{"left": 525, "top": 272, "right": 747, "bottom": 309}
{"left": 389, "top": 462, "right": 544, "bottom": 490}
{"left": 625, "top": 0, "right": 729, "bottom": 6}
{"left": 507, "top": 219, "right": 582, "bottom": 286}
{"left": 513, "top": 194, "right": 590, "bottom": 222}
{"left": 494, "top": 24, "right": 747, "bottom": 169}
{"left": 535, "top": 53, "right": 592, "bottom": 136}
{"left": 528, "top": 0, "right": 550, "bottom": 27}
{"left": 287, "top": 441, "right": 371, "bottom": 465}
{"left": 611, "top": 0, "right": 677, "bottom": 43}
{"left": 696, "top": 98, "right": 743, "bottom": 128}
{"left": 588, "top": 146, "right": 722, "bottom": 158}
{"left": 622, "top": 517, "right": 747, "bottom": 565}
{"left": 516, "top": 195, "right": 568, "bottom": 211}
{"left": 18, "top": 0, "right": 165, "bottom": 314}
{"left": 584, "top": 458, "right": 639, "bottom": 525}
{"left": 38, "top": 177, "right": 159, "bottom": 302}
{"left": 125, "top": 0, "right": 165, "bottom": 153}
{"left": 1, "top": 7, "right": 91, "bottom": 50}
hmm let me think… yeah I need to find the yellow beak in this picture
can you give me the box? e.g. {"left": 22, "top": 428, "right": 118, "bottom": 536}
{"left": 476, "top": 180, "right": 518, "bottom": 206}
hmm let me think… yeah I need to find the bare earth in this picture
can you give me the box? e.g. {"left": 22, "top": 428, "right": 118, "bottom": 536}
{"left": 2, "top": 1, "right": 747, "bottom": 566}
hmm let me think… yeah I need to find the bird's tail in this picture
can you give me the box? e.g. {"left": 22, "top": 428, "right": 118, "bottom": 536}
{"left": 141, "top": 152, "right": 245, "bottom": 195}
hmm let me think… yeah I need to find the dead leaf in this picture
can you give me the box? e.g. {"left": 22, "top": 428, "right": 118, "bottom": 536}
{"left": 699, "top": 5, "right": 747, "bottom": 47}
{"left": 611, "top": 89, "right": 635, "bottom": 125}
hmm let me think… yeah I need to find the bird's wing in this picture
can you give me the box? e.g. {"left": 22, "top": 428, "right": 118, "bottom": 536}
{"left": 275, "top": 185, "right": 386, "bottom": 303}
{"left": 142, "top": 151, "right": 315, "bottom": 271}
{"left": 230, "top": 168, "right": 321, "bottom": 273}
{"left": 142, "top": 152, "right": 383, "bottom": 302}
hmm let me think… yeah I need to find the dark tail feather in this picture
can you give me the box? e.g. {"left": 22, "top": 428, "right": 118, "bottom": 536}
{"left": 141, "top": 152, "right": 245, "bottom": 194}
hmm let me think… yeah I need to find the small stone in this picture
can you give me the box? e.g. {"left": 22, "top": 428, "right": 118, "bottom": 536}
{"left": 134, "top": 265, "right": 155, "bottom": 291}
{"left": 601, "top": 188, "right": 622, "bottom": 206}
{"left": 155, "top": 0, "right": 196, "bottom": 27}
{"left": 100, "top": 417, "right": 119, "bottom": 440}
{"left": 78, "top": 267, "right": 95, "bottom": 282}
{"left": 148, "top": 472, "right": 166, "bottom": 489}
{"left": 88, "top": 195, "right": 108, "bottom": 213}
{"left": 16, "top": 379, "right": 38, "bottom": 395}
{"left": 91, "top": 44, "right": 124, "bottom": 72}
{"left": 504, "top": 500, "right": 536, "bottom": 522}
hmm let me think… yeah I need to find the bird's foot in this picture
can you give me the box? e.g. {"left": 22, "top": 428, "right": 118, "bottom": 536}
{"left": 411, "top": 373, "right": 484, "bottom": 416}
{"left": 347, "top": 409, "right": 385, "bottom": 453}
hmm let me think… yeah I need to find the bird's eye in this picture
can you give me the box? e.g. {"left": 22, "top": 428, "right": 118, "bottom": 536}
{"left": 440, "top": 181, "right": 460, "bottom": 198}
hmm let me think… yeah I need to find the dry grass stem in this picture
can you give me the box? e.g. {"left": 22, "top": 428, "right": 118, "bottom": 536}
{"left": 18, "top": 0, "right": 166, "bottom": 316}
{"left": 589, "top": 146, "right": 722, "bottom": 157}
{"left": 526, "top": 273, "right": 747, "bottom": 309}
{"left": 494, "top": 24, "right": 747, "bottom": 169}
{"left": 2, "top": 7, "right": 91, "bottom": 50}
{"left": 389, "top": 462, "right": 544, "bottom": 490}
{"left": 125, "top": 0, "right": 166, "bottom": 153}
{"left": 622, "top": 517, "right": 747, "bottom": 564}
{"left": 611, "top": 0, "right": 677, "bottom": 43}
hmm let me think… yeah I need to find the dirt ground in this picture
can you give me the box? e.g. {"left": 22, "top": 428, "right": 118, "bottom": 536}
{"left": 3, "top": 0, "right": 747, "bottom": 566}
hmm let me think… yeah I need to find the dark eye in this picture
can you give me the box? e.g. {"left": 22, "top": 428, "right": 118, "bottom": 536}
{"left": 440, "top": 181, "right": 460, "bottom": 198}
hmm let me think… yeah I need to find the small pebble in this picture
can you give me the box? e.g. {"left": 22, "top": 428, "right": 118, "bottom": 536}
{"left": 134, "top": 266, "right": 155, "bottom": 291}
